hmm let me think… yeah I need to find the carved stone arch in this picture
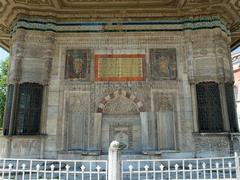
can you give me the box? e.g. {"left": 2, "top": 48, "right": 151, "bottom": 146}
{"left": 97, "top": 89, "right": 144, "bottom": 113}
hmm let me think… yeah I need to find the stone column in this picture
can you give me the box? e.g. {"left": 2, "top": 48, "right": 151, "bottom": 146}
{"left": 190, "top": 83, "right": 199, "bottom": 132}
{"left": 41, "top": 32, "right": 55, "bottom": 135}
{"left": 186, "top": 33, "right": 198, "bottom": 132}
{"left": 8, "top": 29, "right": 25, "bottom": 135}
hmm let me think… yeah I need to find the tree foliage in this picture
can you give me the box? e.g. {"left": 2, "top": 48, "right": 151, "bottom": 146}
{"left": 0, "top": 58, "right": 9, "bottom": 127}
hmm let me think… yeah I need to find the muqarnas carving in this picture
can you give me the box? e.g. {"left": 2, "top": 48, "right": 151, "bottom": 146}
{"left": 150, "top": 49, "right": 177, "bottom": 80}
{"left": 65, "top": 49, "right": 90, "bottom": 80}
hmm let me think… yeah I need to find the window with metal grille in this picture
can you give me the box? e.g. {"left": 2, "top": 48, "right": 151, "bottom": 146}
{"left": 3, "top": 85, "right": 14, "bottom": 135}
{"left": 14, "top": 83, "right": 43, "bottom": 135}
{"left": 196, "top": 82, "right": 223, "bottom": 132}
{"left": 225, "top": 82, "right": 238, "bottom": 132}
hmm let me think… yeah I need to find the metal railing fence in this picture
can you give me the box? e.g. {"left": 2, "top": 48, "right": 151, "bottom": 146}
{"left": 0, "top": 158, "right": 107, "bottom": 180}
{"left": 0, "top": 143, "right": 240, "bottom": 180}
{"left": 122, "top": 154, "right": 239, "bottom": 180}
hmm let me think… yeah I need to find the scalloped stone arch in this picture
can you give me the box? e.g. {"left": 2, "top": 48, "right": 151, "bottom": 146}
{"left": 97, "top": 89, "right": 144, "bottom": 113}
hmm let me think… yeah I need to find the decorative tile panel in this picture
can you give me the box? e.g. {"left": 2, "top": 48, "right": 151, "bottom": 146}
{"left": 150, "top": 49, "right": 177, "bottom": 80}
{"left": 65, "top": 49, "right": 90, "bottom": 80}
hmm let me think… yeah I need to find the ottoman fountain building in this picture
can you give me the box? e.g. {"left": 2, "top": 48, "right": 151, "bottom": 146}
{"left": 0, "top": 0, "right": 240, "bottom": 159}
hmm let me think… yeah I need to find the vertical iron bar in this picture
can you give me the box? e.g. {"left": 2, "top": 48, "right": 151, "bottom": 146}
{"left": 15, "top": 159, "right": 19, "bottom": 180}
{"left": 223, "top": 158, "right": 226, "bottom": 179}
{"left": 210, "top": 159, "right": 213, "bottom": 179}
{"left": 21, "top": 164, "right": 25, "bottom": 180}
{"left": 168, "top": 160, "right": 170, "bottom": 180}
{"left": 189, "top": 164, "right": 192, "bottom": 180}
{"left": 50, "top": 164, "right": 54, "bottom": 180}
{"left": 90, "top": 162, "right": 92, "bottom": 180}
{"left": 74, "top": 162, "right": 76, "bottom": 180}
{"left": 36, "top": 164, "right": 40, "bottom": 180}
{"left": 183, "top": 160, "right": 185, "bottom": 180}
{"left": 202, "top": 163, "right": 206, "bottom": 180}
{"left": 29, "top": 160, "right": 32, "bottom": 180}
{"left": 229, "top": 162, "right": 232, "bottom": 180}
{"left": 8, "top": 163, "right": 12, "bottom": 180}
{"left": 216, "top": 163, "right": 219, "bottom": 179}
{"left": 81, "top": 168, "right": 83, "bottom": 180}
{"left": 175, "top": 164, "right": 178, "bottom": 180}
{"left": 2, "top": 159, "right": 5, "bottom": 179}
{"left": 66, "top": 164, "right": 70, "bottom": 180}
{"left": 43, "top": 161, "right": 46, "bottom": 180}
{"left": 106, "top": 160, "right": 108, "bottom": 180}
{"left": 129, "top": 165, "right": 132, "bottom": 180}
{"left": 145, "top": 167, "right": 148, "bottom": 180}
{"left": 138, "top": 161, "right": 140, "bottom": 180}
{"left": 59, "top": 161, "right": 61, "bottom": 179}
{"left": 196, "top": 159, "right": 199, "bottom": 179}
{"left": 153, "top": 161, "right": 155, "bottom": 180}
{"left": 160, "top": 164, "right": 164, "bottom": 180}
{"left": 97, "top": 166, "right": 100, "bottom": 180}
{"left": 121, "top": 161, "right": 124, "bottom": 180}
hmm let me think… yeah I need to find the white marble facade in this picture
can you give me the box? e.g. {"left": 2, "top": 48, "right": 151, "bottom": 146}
{"left": 1, "top": 18, "right": 240, "bottom": 160}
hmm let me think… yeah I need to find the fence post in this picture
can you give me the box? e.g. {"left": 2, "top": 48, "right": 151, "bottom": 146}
{"left": 108, "top": 141, "right": 126, "bottom": 180}
{"left": 235, "top": 152, "right": 240, "bottom": 180}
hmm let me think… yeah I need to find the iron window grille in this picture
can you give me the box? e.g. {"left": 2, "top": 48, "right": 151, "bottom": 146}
{"left": 14, "top": 83, "right": 43, "bottom": 135}
{"left": 196, "top": 82, "right": 223, "bottom": 132}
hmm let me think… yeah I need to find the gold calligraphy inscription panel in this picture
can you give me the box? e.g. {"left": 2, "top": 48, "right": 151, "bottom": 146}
{"left": 95, "top": 54, "right": 145, "bottom": 81}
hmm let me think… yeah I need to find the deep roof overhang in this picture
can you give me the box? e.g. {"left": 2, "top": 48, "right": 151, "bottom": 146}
{"left": 0, "top": 0, "right": 240, "bottom": 50}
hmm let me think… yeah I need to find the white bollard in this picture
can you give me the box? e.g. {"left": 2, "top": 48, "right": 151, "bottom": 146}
{"left": 108, "top": 141, "right": 126, "bottom": 180}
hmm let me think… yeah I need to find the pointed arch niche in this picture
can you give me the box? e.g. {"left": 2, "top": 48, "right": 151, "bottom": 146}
{"left": 97, "top": 90, "right": 144, "bottom": 114}
{"left": 95, "top": 89, "right": 176, "bottom": 154}
{"left": 97, "top": 90, "right": 144, "bottom": 154}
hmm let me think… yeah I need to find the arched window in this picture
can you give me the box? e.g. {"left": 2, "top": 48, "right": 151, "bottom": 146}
{"left": 196, "top": 82, "right": 223, "bottom": 132}
{"left": 14, "top": 83, "right": 43, "bottom": 135}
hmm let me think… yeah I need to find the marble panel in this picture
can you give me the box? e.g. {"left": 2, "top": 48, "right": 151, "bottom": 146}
{"left": 10, "top": 137, "right": 42, "bottom": 158}
{"left": 156, "top": 112, "right": 175, "bottom": 150}
{"left": 101, "top": 115, "right": 141, "bottom": 154}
